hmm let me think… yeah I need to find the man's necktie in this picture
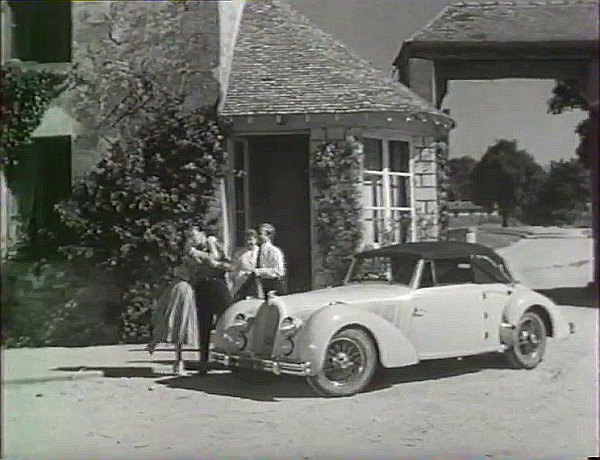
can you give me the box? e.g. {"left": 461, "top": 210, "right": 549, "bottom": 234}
{"left": 256, "top": 244, "right": 263, "bottom": 269}
{"left": 255, "top": 245, "right": 264, "bottom": 299}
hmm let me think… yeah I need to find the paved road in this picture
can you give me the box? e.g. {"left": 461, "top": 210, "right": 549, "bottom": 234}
{"left": 3, "top": 234, "right": 598, "bottom": 460}
{"left": 497, "top": 229, "right": 593, "bottom": 290}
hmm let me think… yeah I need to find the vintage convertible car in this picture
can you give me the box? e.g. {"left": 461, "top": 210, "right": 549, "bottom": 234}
{"left": 209, "top": 242, "right": 575, "bottom": 397}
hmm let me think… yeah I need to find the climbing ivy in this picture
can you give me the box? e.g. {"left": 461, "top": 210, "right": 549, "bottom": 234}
{"left": 434, "top": 138, "right": 450, "bottom": 239}
{"left": 311, "top": 137, "right": 363, "bottom": 286}
{"left": 0, "top": 65, "right": 71, "bottom": 167}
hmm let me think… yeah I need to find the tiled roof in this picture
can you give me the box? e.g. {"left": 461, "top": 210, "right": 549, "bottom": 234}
{"left": 407, "top": 0, "right": 599, "bottom": 44}
{"left": 221, "top": 0, "right": 448, "bottom": 119}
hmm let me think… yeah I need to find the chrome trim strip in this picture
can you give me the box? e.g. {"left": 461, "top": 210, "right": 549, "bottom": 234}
{"left": 209, "top": 351, "right": 311, "bottom": 376}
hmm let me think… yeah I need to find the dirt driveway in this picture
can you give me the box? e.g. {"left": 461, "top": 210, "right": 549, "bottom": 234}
{"left": 2, "top": 233, "right": 598, "bottom": 460}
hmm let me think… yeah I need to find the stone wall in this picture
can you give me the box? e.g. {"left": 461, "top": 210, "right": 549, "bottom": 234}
{"left": 413, "top": 138, "right": 440, "bottom": 241}
{"left": 69, "top": 1, "right": 221, "bottom": 179}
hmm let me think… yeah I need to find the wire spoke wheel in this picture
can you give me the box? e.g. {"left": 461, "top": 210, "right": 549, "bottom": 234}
{"left": 323, "top": 337, "right": 366, "bottom": 386}
{"left": 505, "top": 311, "right": 547, "bottom": 369}
{"left": 307, "top": 328, "right": 378, "bottom": 397}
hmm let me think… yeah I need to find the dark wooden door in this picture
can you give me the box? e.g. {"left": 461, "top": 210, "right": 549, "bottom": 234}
{"left": 248, "top": 135, "right": 312, "bottom": 293}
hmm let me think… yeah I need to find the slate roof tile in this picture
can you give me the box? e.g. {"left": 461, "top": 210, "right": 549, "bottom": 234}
{"left": 407, "top": 0, "right": 598, "bottom": 43}
{"left": 221, "top": 0, "right": 448, "bottom": 119}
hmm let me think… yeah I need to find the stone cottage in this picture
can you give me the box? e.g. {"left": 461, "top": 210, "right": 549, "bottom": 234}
{"left": 1, "top": 0, "right": 453, "bottom": 293}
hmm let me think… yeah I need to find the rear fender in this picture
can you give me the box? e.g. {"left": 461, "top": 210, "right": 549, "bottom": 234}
{"left": 293, "top": 304, "right": 419, "bottom": 372}
{"left": 501, "top": 285, "right": 570, "bottom": 345}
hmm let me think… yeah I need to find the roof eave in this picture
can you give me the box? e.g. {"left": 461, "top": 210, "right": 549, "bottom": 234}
{"left": 395, "top": 39, "right": 599, "bottom": 63}
{"left": 219, "top": 107, "right": 454, "bottom": 124}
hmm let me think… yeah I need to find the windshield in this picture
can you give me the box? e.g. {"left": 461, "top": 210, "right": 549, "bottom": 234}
{"left": 348, "top": 255, "right": 418, "bottom": 285}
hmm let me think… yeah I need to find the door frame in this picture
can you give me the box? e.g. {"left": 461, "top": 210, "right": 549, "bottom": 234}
{"left": 226, "top": 132, "right": 313, "bottom": 290}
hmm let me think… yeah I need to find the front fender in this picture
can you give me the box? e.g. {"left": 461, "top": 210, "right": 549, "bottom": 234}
{"left": 292, "top": 304, "right": 419, "bottom": 372}
{"left": 501, "top": 285, "right": 571, "bottom": 343}
{"left": 213, "top": 298, "right": 263, "bottom": 350}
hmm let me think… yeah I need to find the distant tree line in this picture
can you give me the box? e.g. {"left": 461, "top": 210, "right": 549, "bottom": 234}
{"left": 445, "top": 80, "right": 591, "bottom": 228}
{"left": 447, "top": 140, "right": 590, "bottom": 227}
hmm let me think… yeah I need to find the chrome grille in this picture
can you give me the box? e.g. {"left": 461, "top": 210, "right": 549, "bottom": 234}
{"left": 250, "top": 302, "right": 280, "bottom": 358}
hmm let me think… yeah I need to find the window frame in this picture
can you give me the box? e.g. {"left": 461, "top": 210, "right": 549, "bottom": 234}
{"left": 7, "top": 0, "right": 72, "bottom": 64}
{"left": 361, "top": 134, "right": 416, "bottom": 245}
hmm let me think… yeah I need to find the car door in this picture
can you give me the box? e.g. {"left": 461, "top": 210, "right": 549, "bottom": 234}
{"left": 471, "top": 255, "right": 514, "bottom": 346}
{"left": 407, "top": 258, "right": 484, "bottom": 359}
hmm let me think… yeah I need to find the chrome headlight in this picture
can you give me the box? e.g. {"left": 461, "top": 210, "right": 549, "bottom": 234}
{"left": 279, "top": 316, "right": 303, "bottom": 338}
{"left": 223, "top": 326, "right": 247, "bottom": 351}
{"left": 233, "top": 313, "right": 253, "bottom": 332}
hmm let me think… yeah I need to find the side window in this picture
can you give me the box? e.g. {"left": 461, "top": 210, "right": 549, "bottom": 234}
{"left": 419, "top": 261, "right": 435, "bottom": 288}
{"left": 351, "top": 257, "right": 392, "bottom": 282}
{"left": 472, "top": 255, "right": 511, "bottom": 284}
{"left": 434, "top": 258, "right": 473, "bottom": 285}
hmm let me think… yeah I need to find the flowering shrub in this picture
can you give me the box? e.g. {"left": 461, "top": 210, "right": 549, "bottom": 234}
{"left": 57, "top": 103, "right": 227, "bottom": 342}
{"left": 311, "top": 137, "right": 363, "bottom": 286}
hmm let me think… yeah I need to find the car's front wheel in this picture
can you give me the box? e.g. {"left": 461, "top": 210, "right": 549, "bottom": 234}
{"left": 307, "top": 328, "right": 378, "bottom": 397}
{"left": 505, "top": 311, "right": 547, "bottom": 369}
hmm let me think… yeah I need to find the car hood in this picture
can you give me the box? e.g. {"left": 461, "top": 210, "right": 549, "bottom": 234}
{"left": 273, "top": 283, "right": 413, "bottom": 321}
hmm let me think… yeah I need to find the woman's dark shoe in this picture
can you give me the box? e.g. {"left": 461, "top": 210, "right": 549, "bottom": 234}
{"left": 197, "top": 362, "right": 209, "bottom": 375}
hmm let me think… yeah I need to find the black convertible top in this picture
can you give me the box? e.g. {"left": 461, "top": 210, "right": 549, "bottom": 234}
{"left": 356, "top": 241, "right": 504, "bottom": 264}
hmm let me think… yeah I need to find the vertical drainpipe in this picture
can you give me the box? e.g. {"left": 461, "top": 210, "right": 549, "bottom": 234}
{"left": 586, "top": 59, "right": 599, "bottom": 286}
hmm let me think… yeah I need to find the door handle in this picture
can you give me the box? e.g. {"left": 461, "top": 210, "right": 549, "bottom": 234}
{"left": 482, "top": 290, "right": 510, "bottom": 299}
{"left": 412, "top": 307, "right": 427, "bottom": 317}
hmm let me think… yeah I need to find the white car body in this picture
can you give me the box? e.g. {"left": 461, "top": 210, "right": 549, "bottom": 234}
{"left": 210, "top": 242, "right": 574, "bottom": 396}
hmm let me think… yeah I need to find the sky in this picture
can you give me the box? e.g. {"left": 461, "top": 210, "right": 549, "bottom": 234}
{"left": 288, "top": 0, "right": 588, "bottom": 166}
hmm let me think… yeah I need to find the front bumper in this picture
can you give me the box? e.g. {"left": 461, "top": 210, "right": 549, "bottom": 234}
{"left": 209, "top": 351, "right": 312, "bottom": 377}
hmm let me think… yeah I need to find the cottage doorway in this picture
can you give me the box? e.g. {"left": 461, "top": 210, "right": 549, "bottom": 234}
{"left": 246, "top": 134, "right": 312, "bottom": 294}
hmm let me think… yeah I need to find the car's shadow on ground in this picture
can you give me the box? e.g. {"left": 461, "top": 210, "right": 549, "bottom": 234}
{"left": 158, "top": 372, "right": 312, "bottom": 401}
{"left": 54, "top": 353, "right": 511, "bottom": 401}
{"left": 370, "top": 353, "right": 511, "bottom": 391}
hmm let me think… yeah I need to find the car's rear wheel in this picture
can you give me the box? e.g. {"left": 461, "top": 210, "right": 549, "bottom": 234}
{"left": 307, "top": 328, "right": 378, "bottom": 397}
{"left": 505, "top": 311, "right": 547, "bottom": 369}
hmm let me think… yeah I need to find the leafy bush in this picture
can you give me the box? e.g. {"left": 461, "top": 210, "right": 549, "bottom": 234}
{"left": 56, "top": 103, "right": 227, "bottom": 342}
{"left": 2, "top": 259, "right": 120, "bottom": 348}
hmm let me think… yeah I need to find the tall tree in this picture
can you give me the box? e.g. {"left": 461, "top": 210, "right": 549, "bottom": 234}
{"left": 534, "top": 158, "right": 590, "bottom": 225}
{"left": 446, "top": 155, "right": 476, "bottom": 202}
{"left": 471, "top": 140, "right": 546, "bottom": 227}
{"left": 547, "top": 80, "right": 590, "bottom": 168}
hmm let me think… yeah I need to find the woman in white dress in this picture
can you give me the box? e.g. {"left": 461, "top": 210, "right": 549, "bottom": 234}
{"left": 147, "top": 226, "right": 229, "bottom": 375}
